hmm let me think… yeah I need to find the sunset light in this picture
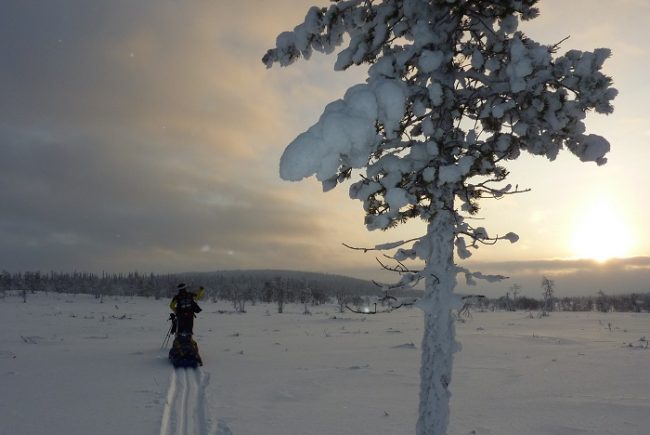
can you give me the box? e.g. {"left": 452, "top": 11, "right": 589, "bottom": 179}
{"left": 570, "top": 198, "right": 633, "bottom": 262}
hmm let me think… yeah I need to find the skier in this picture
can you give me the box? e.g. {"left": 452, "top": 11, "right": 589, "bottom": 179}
{"left": 169, "top": 283, "right": 204, "bottom": 335}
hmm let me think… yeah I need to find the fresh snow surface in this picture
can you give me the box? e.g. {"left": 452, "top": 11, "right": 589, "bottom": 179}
{"left": 1, "top": 292, "right": 649, "bottom": 435}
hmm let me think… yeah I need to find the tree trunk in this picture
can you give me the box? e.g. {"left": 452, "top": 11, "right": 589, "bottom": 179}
{"left": 416, "top": 206, "right": 458, "bottom": 435}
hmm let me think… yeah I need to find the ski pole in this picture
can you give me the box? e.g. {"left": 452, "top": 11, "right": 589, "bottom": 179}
{"left": 161, "top": 323, "right": 173, "bottom": 350}
{"left": 161, "top": 314, "right": 175, "bottom": 350}
{"left": 160, "top": 325, "right": 174, "bottom": 350}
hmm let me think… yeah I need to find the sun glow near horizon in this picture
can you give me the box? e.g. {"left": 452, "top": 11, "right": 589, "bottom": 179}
{"left": 570, "top": 197, "right": 633, "bottom": 262}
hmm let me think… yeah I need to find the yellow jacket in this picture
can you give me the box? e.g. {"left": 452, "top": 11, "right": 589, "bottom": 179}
{"left": 170, "top": 287, "right": 205, "bottom": 311}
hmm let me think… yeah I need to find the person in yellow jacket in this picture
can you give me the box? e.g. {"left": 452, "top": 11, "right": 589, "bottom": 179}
{"left": 169, "top": 283, "right": 204, "bottom": 334}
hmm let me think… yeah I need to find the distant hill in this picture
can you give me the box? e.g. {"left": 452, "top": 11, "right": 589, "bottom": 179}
{"left": 178, "top": 269, "right": 385, "bottom": 299}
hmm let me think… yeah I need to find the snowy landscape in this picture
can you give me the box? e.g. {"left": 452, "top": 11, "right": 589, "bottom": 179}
{"left": 1, "top": 291, "right": 648, "bottom": 435}
{"left": 3, "top": 1, "right": 650, "bottom": 435}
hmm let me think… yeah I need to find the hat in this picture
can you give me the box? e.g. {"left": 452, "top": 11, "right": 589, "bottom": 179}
{"left": 176, "top": 283, "right": 187, "bottom": 292}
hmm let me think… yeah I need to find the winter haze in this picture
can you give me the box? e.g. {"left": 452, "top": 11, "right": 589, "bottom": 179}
{"left": 1, "top": 0, "right": 648, "bottom": 296}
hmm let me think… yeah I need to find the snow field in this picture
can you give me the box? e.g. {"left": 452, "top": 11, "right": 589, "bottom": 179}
{"left": 0, "top": 292, "right": 648, "bottom": 434}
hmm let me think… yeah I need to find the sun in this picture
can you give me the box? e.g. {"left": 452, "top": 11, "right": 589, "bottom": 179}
{"left": 570, "top": 198, "right": 633, "bottom": 262}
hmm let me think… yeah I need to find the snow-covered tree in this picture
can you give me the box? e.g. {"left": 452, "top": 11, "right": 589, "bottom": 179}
{"left": 264, "top": 1, "right": 616, "bottom": 433}
{"left": 541, "top": 275, "right": 555, "bottom": 316}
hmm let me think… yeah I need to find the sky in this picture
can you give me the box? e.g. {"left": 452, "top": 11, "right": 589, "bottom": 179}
{"left": 0, "top": 0, "right": 648, "bottom": 297}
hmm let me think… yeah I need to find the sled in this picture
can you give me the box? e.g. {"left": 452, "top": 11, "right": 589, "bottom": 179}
{"left": 170, "top": 356, "right": 201, "bottom": 369}
{"left": 168, "top": 333, "right": 203, "bottom": 368}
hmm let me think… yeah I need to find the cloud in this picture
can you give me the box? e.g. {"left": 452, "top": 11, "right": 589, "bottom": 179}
{"left": 0, "top": 0, "right": 355, "bottom": 273}
{"left": 0, "top": 111, "right": 329, "bottom": 274}
{"left": 457, "top": 257, "right": 650, "bottom": 297}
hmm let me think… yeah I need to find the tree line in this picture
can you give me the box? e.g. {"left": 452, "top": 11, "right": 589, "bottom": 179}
{"left": 478, "top": 290, "right": 650, "bottom": 314}
{"left": 0, "top": 269, "right": 385, "bottom": 307}
{"left": 3, "top": 270, "right": 648, "bottom": 314}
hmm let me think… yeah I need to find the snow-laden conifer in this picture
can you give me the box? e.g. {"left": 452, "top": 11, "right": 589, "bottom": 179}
{"left": 264, "top": 1, "right": 616, "bottom": 433}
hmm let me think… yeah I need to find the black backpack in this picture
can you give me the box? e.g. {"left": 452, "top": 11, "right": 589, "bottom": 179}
{"left": 177, "top": 293, "right": 196, "bottom": 313}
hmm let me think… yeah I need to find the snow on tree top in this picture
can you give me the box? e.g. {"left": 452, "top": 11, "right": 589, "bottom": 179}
{"left": 267, "top": 0, "right": 616, "bottom": 260}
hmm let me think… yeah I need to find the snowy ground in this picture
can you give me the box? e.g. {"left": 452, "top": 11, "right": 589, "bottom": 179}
{"left": 1, "top": 292, "right": 649, "bottom": 435}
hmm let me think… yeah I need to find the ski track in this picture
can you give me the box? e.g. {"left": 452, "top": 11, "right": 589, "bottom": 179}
{"left": 160, "top": 368, "right": 213, "bottom": 435}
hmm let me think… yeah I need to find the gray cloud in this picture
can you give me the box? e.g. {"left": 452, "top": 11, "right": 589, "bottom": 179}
{"left": 0, "top": 1, "right": 285, "bottom": 156}
{"left": 456, "top": 257, "right": 650, "bottom": 297}
{"left": 0, "top": 0, "right": 338, "bottom": 273}
{"left": 0, "top": 125, "right": 330, "bottom": 272}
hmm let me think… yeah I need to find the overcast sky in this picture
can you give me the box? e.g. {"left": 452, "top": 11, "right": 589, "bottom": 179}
{"left": 1, "top": 0, "right": 648, "bottom": 296}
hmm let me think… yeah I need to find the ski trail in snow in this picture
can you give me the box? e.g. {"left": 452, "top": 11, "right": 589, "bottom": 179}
{"left": 159, "top": 369, "right": 178, "bottom": 435}
{"left": 160, "top": 368, "right": 214, "bottom": 435}
{"left": 179, "top": 368, "right": 190, "bottom": 433}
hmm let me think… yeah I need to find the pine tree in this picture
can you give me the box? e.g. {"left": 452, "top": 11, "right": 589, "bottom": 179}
{"left": 264, "top": 1, "right": 616, "bottom": 433}
{"left": 541, "top": 275, "right": 555, "bottom": 316}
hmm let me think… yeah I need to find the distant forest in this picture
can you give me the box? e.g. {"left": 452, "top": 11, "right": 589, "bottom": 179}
{"left": 0, "top": 269, "right": 388, "bottom": 304}
{"left": 1, "top": 270, "right": 649, "bottom": 314}
{"left": 485, "top": 290, "right": 650, "bottom": 314}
